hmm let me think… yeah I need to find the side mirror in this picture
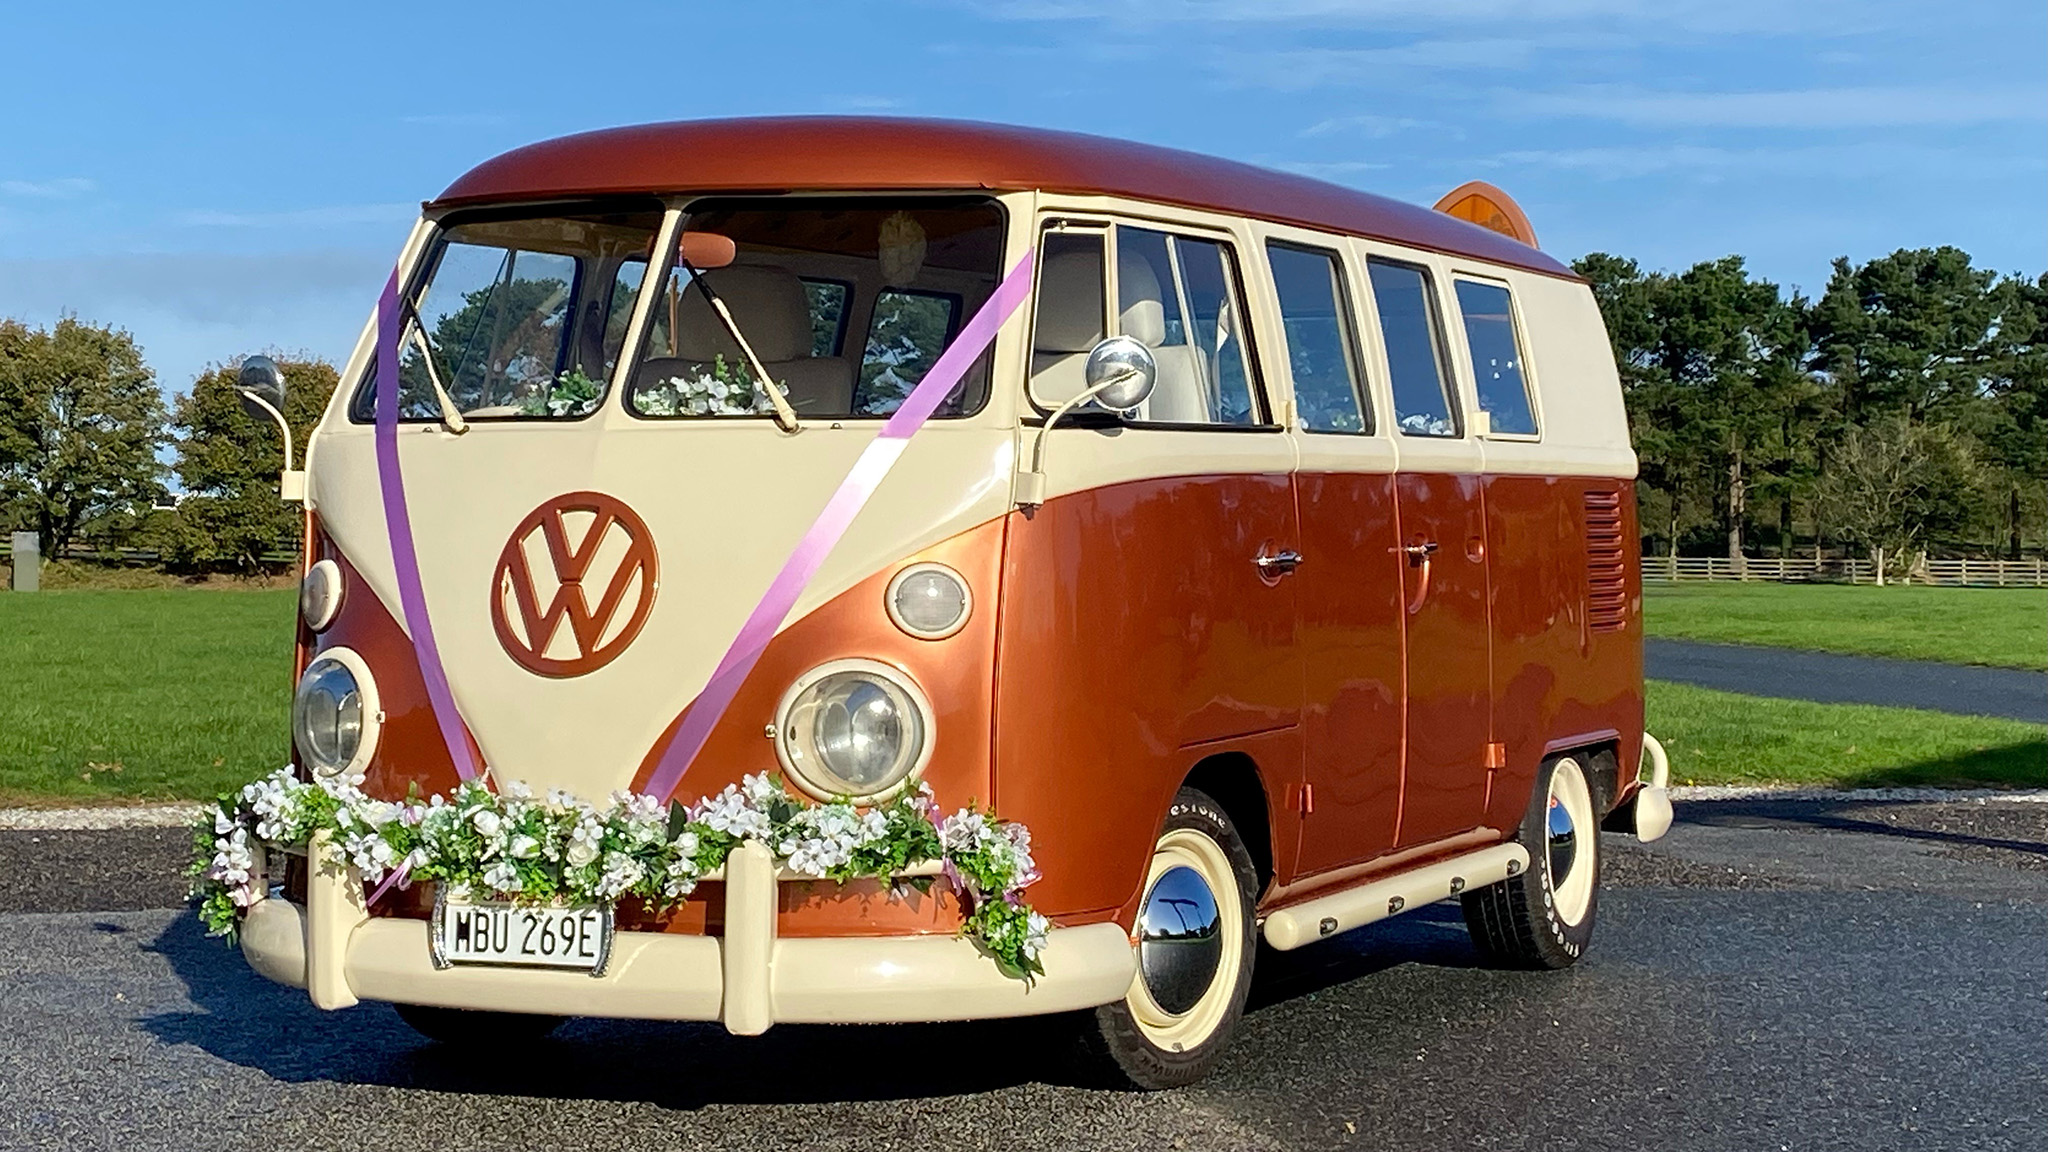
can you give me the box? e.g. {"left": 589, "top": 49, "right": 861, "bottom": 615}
{"left": 235, "top": 355, "right": 286, "bottom": 423}
{"left": 233, "top": 354, "right": 306, "bottom": 503}
{"left": 1082, "top": 336, "right": 1157, "bottom": 413}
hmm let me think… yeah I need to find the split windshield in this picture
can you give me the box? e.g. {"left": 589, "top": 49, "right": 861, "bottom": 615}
{"left": 350, "top": 196, "right": 1006, "bottom": 423}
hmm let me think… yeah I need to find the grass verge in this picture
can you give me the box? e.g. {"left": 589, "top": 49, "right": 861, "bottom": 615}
{"left": 0, "top": 589, "right": 295, "bottom": 806}
{"left": 1647, "top": 679, "right": 2048, "bottom": 789}
{"left": 1643, "top": 581, "right": 2047, "bottom": 670}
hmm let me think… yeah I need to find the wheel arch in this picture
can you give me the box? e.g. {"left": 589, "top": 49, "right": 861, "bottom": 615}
{"left": 1181, "top": 751, "right": 1276, "bottom": 897}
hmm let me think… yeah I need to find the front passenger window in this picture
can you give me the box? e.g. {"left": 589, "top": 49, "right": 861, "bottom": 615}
{"left": 1116, "top": 227, "right": 1262, "bottom": 426}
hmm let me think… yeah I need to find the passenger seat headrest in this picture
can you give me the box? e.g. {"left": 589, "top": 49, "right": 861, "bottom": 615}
{"left": 675, "top": 265, "right": 812, "bottom": 362}
{"left": 1117, "top": 247, "right": 1167, "bottom": 348}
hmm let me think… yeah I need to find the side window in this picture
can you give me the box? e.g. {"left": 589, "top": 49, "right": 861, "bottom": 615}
{"left": 600, "top": 259, "right": 648, "bottom": 376}
{"left": 1117, "top": 227, "right": 1263, "bottom": 426}
{"left": 1267, "top": 242, "right": 1367, "bottom": 433}
{"left": 855, "top": 288, "right": 959, "bottom": 416}
{"left": 1454, "top": 279, "right": 1537, "bottom": 436}
{"left": 802, "top": 279, "right": 850, "bottom": 357}
{"left": 1367, "top": 259, "right": 1458, "bottom": 437}
{"left": 1028, "top": 228, "right": 1108, "bottom": 408}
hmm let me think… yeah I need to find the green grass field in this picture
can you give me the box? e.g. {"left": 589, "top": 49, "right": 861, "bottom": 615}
{"left": 1647, "top": 680, "right": 2046, "bottom": 789}
{"left": 1644, "top": 581, "right": 2047, "bottom": 669}
{"left": 0, "top": 589, "right": 295, "bottom": 805}
{"left": 0, "top": 582, "right": 2042, "bottom": 804}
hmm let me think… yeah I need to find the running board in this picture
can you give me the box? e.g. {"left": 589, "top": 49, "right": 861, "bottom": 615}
{"left": 1261, "top": 843, "right": 1531, "bottom": 951}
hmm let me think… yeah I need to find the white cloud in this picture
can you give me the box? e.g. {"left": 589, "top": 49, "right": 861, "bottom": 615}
{"left": 1513, "top": 85, "right": 2048, "bottom": 129}
{"left": 174, "top": 203, "right": 419, "bottom": 230}
{"left": 1484, "top": 141, "right": 2048, "bottom": 180}
{"left": 1297, "top": 114, "right": 1435, "bottom": 138}
{"left": 0, "top": 249, "right": 392, "bottom": 393}
{"left": 1, "top": 177, "right": 96, "bottom": 199}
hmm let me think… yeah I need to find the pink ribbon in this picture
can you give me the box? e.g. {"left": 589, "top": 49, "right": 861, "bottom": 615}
{"left": 640, "top": 247, "right": 1038, "bottom": 802}
{"left": 376, "top": 271, "right": 482, "bottom": 781}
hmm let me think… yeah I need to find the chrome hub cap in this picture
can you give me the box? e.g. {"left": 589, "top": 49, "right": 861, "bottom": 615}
{"left": 1544, "top": 758, "right": 1597, "bottom": 926}
{"left": 1137, "top": 864, "right": 1223, "bottom": 1016}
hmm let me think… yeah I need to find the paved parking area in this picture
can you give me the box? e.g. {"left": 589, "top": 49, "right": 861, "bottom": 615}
{"left": 1646, "top": 638, "right": 2048, "bottom": 722}
{"left": 2, "top": 796, "right": 2043, "bottom": 1151}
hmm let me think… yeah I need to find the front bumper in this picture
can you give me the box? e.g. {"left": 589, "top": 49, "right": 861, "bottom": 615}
{"left": 241, "top": 836, "right": 1135, "bottom": 1034}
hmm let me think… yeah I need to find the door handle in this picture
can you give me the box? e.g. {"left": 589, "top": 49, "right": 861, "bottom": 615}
{"left": 1392, "top": 541, "right": 1437, "bottom": 613}
{"left": 1393, "top": 541, "right": 1439, "bottom": 564}
{"left": 1254, "top": 548, "right": 1304, "bottom": 576}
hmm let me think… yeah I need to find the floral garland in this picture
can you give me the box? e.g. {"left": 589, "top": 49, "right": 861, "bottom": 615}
{"left": 193, "top": 769, "right": 1051, "bottom": 979}
{"left": 516, "top": 367, "right": 604, "bottom": 418}
{"left": 630, "top": 354, "right": 788, "bottom": 417}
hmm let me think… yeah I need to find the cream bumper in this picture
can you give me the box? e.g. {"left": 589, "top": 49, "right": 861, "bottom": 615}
{"left": 239, "top": 836, "right": 1135, "bottom": 1034}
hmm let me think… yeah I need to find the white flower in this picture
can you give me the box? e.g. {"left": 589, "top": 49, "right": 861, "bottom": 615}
{"left": 694, "top": 783, "right": 772, "bottom": 840}
{"left": 472, "top": 809, "right": 502, "bottom": 838}
{"left": 483, "top": 860, "right": 521, "bottom": 892}
{"left": 595, "top": 851, "right": 647, "bottom": 900}
{"left": 1021, "top": 910, "right": 1051, "bottom": 962}
{"left": 508, "top": 834, "right": 541, "bottom": 860}
{"left": 565, "top": 813, "right": 604, "bottom": 868}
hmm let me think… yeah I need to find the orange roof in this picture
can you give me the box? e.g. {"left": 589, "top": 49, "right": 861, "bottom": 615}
{"left": 434, "top": 117, "right": 1576, "bottom": 280}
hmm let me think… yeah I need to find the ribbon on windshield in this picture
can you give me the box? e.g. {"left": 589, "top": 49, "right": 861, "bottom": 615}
{"left": 375, "top": 270, "right": 483, "bottom": 782}
{"left": 640, "top": 247, "right": 1038, "bottom": 803}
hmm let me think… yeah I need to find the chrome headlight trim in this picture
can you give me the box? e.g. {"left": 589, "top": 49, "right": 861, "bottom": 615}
{"left": 293, "top": 646, "right": 381, "bottom": 779}
{"left": 884, "top": 562, "right": 972, "bottom": 640}
{"left": 772, "top": 658, "right": 934, "bottom": 803}
{"left": 299, "top": 558, "right": 345, "bottom": 632}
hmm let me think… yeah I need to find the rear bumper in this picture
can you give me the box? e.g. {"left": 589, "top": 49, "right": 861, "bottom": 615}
{"left": 240, "top": 837, "right": 1135, "bottom": 1033}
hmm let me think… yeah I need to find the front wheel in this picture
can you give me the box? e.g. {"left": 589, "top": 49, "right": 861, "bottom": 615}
{"left": 394, "top": 1003, "right": 565, "bottom": 1048}
{"left": 1461, "top": 754, "right": 1601, "bottom": 969}
{"left": 1078, "top": 786, "right": 1258, "bottom": 1090}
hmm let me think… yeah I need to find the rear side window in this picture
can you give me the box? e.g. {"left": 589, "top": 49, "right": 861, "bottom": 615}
{"left": 1367, "top": 259, "right": 1458, "bottom": 437}
{"left": 1267, "top": 242, "right": 1367, "bottom": 433}
{"left": 1454, "top": 279, "right": 1537, "bottom": 436}
{"left": 856, "top": 288, "right": 960, "bottom": 416}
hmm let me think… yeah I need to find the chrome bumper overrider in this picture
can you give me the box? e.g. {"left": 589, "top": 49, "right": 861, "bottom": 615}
{"left": 240, "top": 835, "right": 1136, "bottom": 1034}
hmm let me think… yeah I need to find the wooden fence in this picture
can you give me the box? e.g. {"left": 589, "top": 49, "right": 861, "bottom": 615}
{"left": 1643, "top": 554, "right": 2048, "bottom": 587}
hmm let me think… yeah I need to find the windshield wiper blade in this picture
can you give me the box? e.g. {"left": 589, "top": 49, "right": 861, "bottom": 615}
{"left": 398, "top": 303, "right": 468, "bottom": 434}
{"left": 682, "top": 260, "right": 801, "bottom": 433}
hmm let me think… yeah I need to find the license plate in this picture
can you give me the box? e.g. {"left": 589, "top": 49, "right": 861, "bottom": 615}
{"left": 432, "top": 900, "right": 612, "bottom": 973}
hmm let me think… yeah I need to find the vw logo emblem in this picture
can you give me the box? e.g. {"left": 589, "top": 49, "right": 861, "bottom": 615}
{"left": 490, "top": 491, "right": 659, "bottom": 678}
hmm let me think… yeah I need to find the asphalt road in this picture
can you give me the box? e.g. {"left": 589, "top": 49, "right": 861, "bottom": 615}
{"left": 3, "top": 798, "right": 2045, "bottom": 1152}
{"left": 1645, "top": 638, "right": 2048, "bottom": 723}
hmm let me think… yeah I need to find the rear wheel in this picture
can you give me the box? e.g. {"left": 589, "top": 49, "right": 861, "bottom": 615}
{"left": 1461, "top": 754, "right": 1600, "bottom": 969}
{"left": 1079, "top": 786, "right": 1258, "bottom": 1090}
{"left": 394, "top": 1003, "right": 564, "bottom": 1047}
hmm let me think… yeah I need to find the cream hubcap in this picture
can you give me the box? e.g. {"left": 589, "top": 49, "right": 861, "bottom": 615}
{"left": 1127, "top": 827, "right": 1242, "bottom": 1053}
{"left": 1545, "top": 758, "right": 1597, "bottom": 926}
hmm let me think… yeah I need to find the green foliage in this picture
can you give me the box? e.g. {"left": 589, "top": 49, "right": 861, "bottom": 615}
{"left": 1576, "top": 247, "right": 2047, "bottom": 560}
{"left": 155, "top": 355, "right": 337, "bottom": 573}
{"left": 0, "top": 317, "right": 166, "bottom": 556}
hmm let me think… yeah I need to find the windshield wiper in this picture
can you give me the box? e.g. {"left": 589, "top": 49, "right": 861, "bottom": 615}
{"left": 398, "top": 303, "right": 468, "bottom": 434}
{"left": 680, "top": 258, "right": 802, "bottom": 433}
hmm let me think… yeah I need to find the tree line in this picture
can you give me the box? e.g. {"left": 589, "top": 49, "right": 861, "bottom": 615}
{"left": 2, "top": 244, "right": 2044, "bottom": 577}
{"left": 1577, "top": 246, "right": 2046, "bottom": 571}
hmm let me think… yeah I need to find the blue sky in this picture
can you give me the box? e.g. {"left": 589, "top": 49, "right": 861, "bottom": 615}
{"left": 2, "top": 0, "right": 2042, "bottom": 399}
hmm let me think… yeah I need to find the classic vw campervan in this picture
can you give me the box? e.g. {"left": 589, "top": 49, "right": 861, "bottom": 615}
{"left": 222, "top": 118, "right": 1672, "bottom": 1089}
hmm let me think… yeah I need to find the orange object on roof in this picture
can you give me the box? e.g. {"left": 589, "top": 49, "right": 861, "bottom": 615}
{"left": 1431, "top": 181, "right": 1539, "bottom": 248}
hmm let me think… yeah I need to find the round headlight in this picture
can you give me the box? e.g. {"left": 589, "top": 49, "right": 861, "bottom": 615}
{"left": 885, "top": 563, "right": 971, "bottom": 640}
{"left": 775, "top": 659, "right": 932, "bottom": 801}
{"left": 300, "top": 558, "right": 344, "bottom": 632}
{"left": 293, "top": 648, "right": 379, "bottom": 778}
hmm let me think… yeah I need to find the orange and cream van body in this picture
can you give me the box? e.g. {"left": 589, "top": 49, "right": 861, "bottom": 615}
{"left": 238, "top": 119, "right": 1668, "bottom": 1087}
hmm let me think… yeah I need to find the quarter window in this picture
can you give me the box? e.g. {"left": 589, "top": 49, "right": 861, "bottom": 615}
{"left": 856, "top": 288, "right": 960, "bottom": 416}
{"left": 1367, "top": 259, "right": 1458, "bottom": 437}
{"left": 1267, "top": 242, "right": 1367, "bottom": 433}
{"left": 1454, "top": 279, "right": 1537, "bottom": 436}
